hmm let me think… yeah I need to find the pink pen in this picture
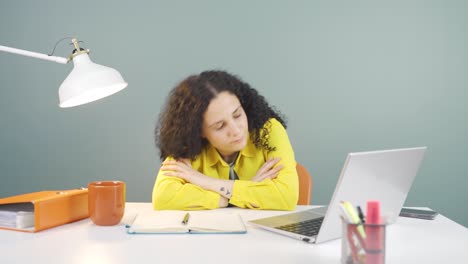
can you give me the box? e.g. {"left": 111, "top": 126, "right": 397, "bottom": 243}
{"left": 365, "top": 201, "right": 384, "bottom": 264}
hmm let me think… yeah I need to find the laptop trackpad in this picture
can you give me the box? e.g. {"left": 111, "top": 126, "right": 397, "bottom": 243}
{"left": 310, "top": 206, "right": 328, "bottom": 215}
{"left": 250, "top": 207, "right": 327, "bottom": 227}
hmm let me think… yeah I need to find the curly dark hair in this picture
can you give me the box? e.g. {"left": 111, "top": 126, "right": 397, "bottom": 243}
{"left": 155, "top": 70, "right": 287, "bottom": 160}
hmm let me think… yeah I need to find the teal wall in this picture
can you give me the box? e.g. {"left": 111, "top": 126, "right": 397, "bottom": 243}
{"left": 1, "top": 1, "right": 467, "bottom": 227}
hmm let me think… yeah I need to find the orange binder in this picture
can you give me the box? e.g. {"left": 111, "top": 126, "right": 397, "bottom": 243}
{"left": 0, "top": 189, "right": 89, "bottom": 232}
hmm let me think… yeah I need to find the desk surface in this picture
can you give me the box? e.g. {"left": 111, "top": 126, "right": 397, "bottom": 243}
{"left": 1, "top": 203, "right": 467, "bottom": 264}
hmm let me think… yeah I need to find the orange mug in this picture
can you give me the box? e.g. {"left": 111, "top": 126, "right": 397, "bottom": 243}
{"left": 88, "top": 181, "right": 126, "bottom": 226}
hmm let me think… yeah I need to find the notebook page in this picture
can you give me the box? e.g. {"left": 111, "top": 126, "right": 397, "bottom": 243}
{"left": 129, "top": 211, "right": 187, "bottom": 233}
{"left": 188, "top": 213, "right": 246, "bottom": 233}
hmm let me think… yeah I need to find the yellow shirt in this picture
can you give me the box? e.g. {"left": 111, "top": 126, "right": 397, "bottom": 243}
{"left": 152, "top": 118, "right": 299, "bottom": 210}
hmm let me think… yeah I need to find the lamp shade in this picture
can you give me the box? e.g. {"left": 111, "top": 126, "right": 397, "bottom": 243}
{"left": 58, "top": 53, "right": 128, "bottom": 108}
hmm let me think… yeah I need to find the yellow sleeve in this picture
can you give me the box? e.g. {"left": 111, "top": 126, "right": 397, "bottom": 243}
{"left": 152, "top": 158, "right": 221, "bottom": 210}
{"left": 229, "top": 119, "right": 299, "bottom": 210}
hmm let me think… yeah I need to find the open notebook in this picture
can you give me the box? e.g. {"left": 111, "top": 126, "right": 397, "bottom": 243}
{"left": 127, "top": 210, "right": 247, "bottom": 234}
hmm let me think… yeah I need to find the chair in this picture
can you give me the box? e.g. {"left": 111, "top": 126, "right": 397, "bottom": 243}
{"left": 296, "top": 162, "right": 312, "bottom": 205}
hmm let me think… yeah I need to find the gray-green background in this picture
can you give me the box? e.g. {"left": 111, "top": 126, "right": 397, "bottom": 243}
{"left": 1, "top": 1, "right": 467, "bottom": 227}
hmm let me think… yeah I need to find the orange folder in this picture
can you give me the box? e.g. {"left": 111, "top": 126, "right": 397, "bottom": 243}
{"left": 0, "top": 189, "right": 89, "bottom": 232}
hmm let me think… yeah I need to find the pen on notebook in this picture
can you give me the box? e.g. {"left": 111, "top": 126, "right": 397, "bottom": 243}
{"left": 181, "top": 213, "right": 190, "bottom": 225}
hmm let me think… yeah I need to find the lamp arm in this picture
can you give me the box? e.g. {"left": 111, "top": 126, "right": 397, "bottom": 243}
{"left": 0, "top": 45, "right": 68, "bottom": 64}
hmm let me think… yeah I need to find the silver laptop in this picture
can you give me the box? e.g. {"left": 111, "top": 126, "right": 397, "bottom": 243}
{"left": 249, "top": 147, "right": 427, "bottom": 244}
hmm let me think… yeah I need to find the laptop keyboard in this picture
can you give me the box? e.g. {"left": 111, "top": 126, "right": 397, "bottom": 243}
{"left": 276, "top": 217, "right": 324, "bottom": 237}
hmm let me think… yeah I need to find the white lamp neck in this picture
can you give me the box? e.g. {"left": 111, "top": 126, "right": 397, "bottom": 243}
{"left": 68, "top": 38, "right": 90, "bottom": 62}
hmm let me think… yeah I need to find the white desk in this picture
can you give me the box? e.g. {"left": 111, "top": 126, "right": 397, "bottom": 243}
{"left": 1, "top": 203, "right": 467, "bottom": 264}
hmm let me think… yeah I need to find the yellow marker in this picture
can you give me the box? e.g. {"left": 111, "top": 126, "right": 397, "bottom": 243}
{"left": 342, "top": 201, "right": 366, "bottom": 238}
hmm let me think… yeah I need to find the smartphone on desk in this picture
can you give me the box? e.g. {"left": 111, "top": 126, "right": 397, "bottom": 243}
{"left": 399, "top": 208, "right": 438, "bottom": 220}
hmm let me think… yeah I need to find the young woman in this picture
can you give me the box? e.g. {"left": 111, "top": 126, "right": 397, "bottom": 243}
{"left": 152, "top": 70, "right": 298, "bottom": 210}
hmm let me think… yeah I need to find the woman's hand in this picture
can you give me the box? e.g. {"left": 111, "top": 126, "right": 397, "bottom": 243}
{"left": 161, "top": 159, "right": 235, "bottom": 199}
{"left": 251, "top": 157, "right": 284, "bottom": 182}
{"left": 219, "top": 196, "right": 229, "bottom": 208}
{"left": 161, "top": 159, "right": 201, "bottom": 182}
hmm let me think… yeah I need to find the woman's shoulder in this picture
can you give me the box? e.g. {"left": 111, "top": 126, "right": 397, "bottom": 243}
{"left": 258, "top": 118, "right": 288, "bottom": 141}
{"left": 264, "top": 118, "right": 286, "bottom": 130}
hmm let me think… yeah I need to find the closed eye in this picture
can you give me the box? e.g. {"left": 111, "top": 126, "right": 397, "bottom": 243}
{"left": 215, "top": 123, "right": 225, "bottom": 130}
{"left": 233, "top": 108, "right": 243, "bottom": 119}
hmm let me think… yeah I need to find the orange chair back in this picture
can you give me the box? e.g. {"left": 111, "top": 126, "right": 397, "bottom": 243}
{"left": 296, "top": 162, "right": 312, "bottom": 205}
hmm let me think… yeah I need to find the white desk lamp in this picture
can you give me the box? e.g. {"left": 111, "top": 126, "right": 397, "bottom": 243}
{"left": 0, "top": 38, "right": 128, "bottom": 108}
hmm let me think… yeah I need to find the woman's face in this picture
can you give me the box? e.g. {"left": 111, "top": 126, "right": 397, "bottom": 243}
{"left": 202, "top": 91, "right": 248, "bottom": 161}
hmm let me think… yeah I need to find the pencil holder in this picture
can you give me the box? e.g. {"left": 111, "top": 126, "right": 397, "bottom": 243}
{"left": 341, "top": 218, "right": 387, "bottom": 264}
